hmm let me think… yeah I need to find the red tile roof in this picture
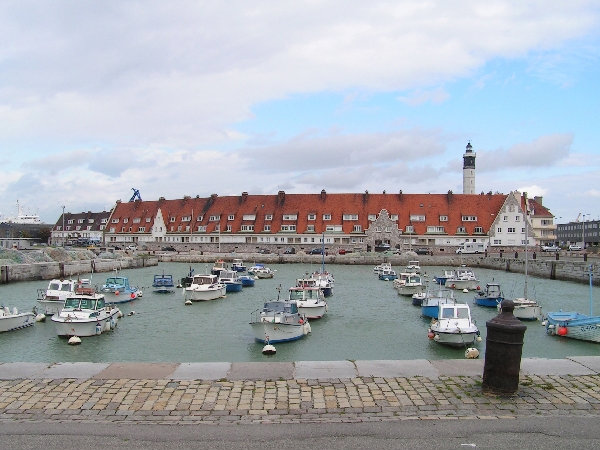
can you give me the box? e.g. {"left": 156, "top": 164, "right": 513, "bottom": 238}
{"left": 107, "top": 191, "right": 509, "bottom": 236}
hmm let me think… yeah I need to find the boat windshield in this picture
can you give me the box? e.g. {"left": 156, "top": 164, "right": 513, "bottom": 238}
{"left": 63, "top": 298, "right": 80, "bottom": 309}
{"left": 288, "top": 290, "right": 304, "bottom": 301}
{"left": 79, "top": 298, "right": 96, "bottom": 310}
{"left": 96, "top": 298, "right": 105, "bottom": 309}
{"left": 49, "top": 282, "right": 61, "bottom": 290}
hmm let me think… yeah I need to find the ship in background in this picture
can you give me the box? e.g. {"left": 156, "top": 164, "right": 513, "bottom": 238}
{"left": 0, "top": 200, "right": 42, "bottom": 224}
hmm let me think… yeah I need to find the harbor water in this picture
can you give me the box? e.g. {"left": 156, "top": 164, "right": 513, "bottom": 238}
{"left": 1, "top": 262, "right": 598, "bottom": 363}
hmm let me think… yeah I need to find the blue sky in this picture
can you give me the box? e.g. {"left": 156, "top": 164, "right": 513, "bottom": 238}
{"left": 1, "top": 0, "right": 599, "bottom": 224}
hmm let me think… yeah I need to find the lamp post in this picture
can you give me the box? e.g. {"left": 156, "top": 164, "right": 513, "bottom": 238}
{"left": 582, "top": 213, "right": 590, "bottom": 249}
{"left": 62, "top": 205, "right": 65, "bottom": 247}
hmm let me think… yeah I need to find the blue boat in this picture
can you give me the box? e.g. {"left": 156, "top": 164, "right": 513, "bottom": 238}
{"left": 239, "top": 275, "right": 255, "bottom": 287}
{"left": 546, "top": 264, "right": 600, "bottom": 343}
{"left": 101, "top": 274, "right": 142, "bottom": 304}
{"left": 231, "top": 259, "right": 247, "bottom": 272}
{"left": 473, "top": 282, "right": 503, "bottom": 307}
{"left": 218, "top": 270, "right": 243, "bottom": 292}
{"left": 152, "top": 273, "right": 175, "bottom": 293}
{"left": 378, "top": 268, "right": 398, "bottom": 281}
{"left": 433, "top": 270, "right": 454, "bottom": 286}
{"left": 421, "top": 287, "right": 455, "bottom": 319}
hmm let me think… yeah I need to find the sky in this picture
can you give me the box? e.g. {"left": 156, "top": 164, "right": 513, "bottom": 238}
{"left": 1, "top": 0, "right": 599, "bottom": 224}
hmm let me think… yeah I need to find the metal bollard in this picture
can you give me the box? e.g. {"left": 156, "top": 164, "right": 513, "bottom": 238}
{"left": 482, "top": 299, "right": 527, "bottom": 395}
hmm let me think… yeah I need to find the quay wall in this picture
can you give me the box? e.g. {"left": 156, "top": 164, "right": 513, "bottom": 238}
{"left": 0, "top": 256, "right": 159, "bottom": 284}
{"left": 156, "top": 251, "right": 599, "bottom": 286}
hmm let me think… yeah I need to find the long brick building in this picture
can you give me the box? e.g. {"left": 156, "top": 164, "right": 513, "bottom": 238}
{"left": 100, "top": 189, "right": 554, "bottom": 252}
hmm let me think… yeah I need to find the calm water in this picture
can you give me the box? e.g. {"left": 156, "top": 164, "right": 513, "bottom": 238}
{"left": 1, "top": 262, "right": 598, "bottom": 363}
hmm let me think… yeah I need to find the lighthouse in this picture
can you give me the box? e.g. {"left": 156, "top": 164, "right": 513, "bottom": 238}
{"left": 462, "top": 142, "right": 476, "bottom": 194}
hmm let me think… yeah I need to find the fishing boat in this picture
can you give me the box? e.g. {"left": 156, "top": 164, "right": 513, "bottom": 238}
{"left": 218, "top": 270, "right": 243, "bottom": 292}
{"left": 183, "top": 274, "right": 226, "bottom": 302}
{"left": 405, "top": 260, "right": 421, "bottom": 274}
{"left": 428, "top": 302, "right": 480, "bottom": 347}
{"left": 545, "top": 264, "right": 600, "bottom": 342}
{"left": 378, "top": 268, "right": 398, "bottom": 281}
{"left": 36, "top": 278, "right": 92, "bottom": 316}
{"left": 51, "top": 286, "right": 121, "bottom": 337}
{"left": 288, "top": 285, "right": 327, "bottom": 319}
{"left": 0, "top": 306, "right": 35, "bottom": 333}
{"left": 249, "top": 264, "right": 275, "bottom": 279}
{"left": 373, "top": 262, "right": 392, "bottom": 275}
{"left": 249, "top": 296, "right": 311, "bottom": 344}
{"left": 504, "top": 218, "right": 542, "bottom": 320}
{"left": 238, "top": 275, "right": 256, "bottom": 287}
{"left": 211, "top": 259, "right": 228, "bottom": 276}
{"left": 179, "top": 267, "right": 195, "bottom": 288}
{"left": 473, "top": 282, "right": 504, "bottom": 307}
{"left": 152, "top": 273, "right": 175, "bottom": 293}
{"left": 394, "top": 273, "right": 425, "bottom": 296}
{"left": 101, "top": 273, "right": 142, "bottom": 304}
{"left": 433, "top": 270, "right": 455, "bottom": 286}
{"left": 309, "top": 235, "right": 334, "bottom": 296}
{"left": 231, "top": 259, "right": 247, "bottom": 272}
{"left": 446, "top": 267, "right": 480, "bottom": 291}
{"left": 421, "top": 287, "right": 456, "bottom": 319}
{"left": 412, "top": 291, "right": 427, "bottom": 306}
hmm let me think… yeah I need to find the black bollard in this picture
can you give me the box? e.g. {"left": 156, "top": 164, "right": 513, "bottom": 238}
{"left": 482, "top": 299, "right": 526, "bottom": 395}
{"left": 555, "top": 252, "right": 559, "bottom": 261}
{"left": 584, "top": 253, "right": 588, "bottom": 262}
{"left": 532, "top": 252, "right": 536, "bottom": 260}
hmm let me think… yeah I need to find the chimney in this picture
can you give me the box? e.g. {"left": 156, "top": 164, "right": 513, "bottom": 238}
{"left": 320, "top": 189, "right": 326, "bottom": 200}
{"left": 277, "top": 190, "right": 285, "bottom": 205}
{"left": 241, "top": 191, "right": 248, "bottom": 201}
{"left": 534, "top": 196, "right": 543, "bottom": 206}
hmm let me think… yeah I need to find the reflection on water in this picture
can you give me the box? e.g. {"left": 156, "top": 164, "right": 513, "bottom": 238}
{"left": 1, "top": 262, "right": 598, "bottom": 363}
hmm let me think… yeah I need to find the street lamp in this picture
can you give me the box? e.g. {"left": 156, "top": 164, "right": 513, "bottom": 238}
{"left": 582, "top": 213, "right": 590, "bottom": 249}
{"left": 62, "top": 205, "right": 65, "bottom": 247}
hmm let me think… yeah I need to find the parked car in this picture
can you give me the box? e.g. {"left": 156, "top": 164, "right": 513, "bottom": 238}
{"left": 308, "top": 247, "right": 325, "bottom": 255}
{"left": 415, "top": 248, "right": 431, "bottom": 255}
{"left": 338, "top": 248, "right": 353, "bottom": 255}
{"left": 257, "top": 248, "right": 271, "bottom": 254}
{"left": 541, "top": 245, "right": 560, "bottom": 252}
{"left": 283, "top": 247, "right": 296, "bottom": 254}
{"left": 126, "top": 245, "right": 137, "bottom": 251}
{"left": 569, "top": 244, "right": 582, "bottom": 251}
{"left": 162, "top": 246, "right": 176, "bottom": 251}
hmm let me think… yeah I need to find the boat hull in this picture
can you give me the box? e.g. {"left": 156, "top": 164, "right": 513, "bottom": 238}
{"left": 51, "top": 309, "right": 120, "bottom": 337}
{"left": 545, "top": 312, "right": 600, "bottom": 343}
{"left": 297, "top": 304, "right": 327, "bottom": 319}
{"left": 474, "top": 297, "right": 502, "bottom": 307}
{"left": 447, "top": 279, "right": 479, "bottom": 290}
{"left": 430, "top": 330, "right": 478, "bottom": 347}
{"left": 103, "top": 290, "right": 140, "bottom": 304}
{"left": 184, "top": 286, "right": 227, "bottom": 301}
{"left": 0, "top": 312, "right": 35, "bottom": 333}
{"left": 510, "top": 298, "right": 542, "bottom": 320}
{"left": 239, "top": 276, "right": 255, "bottom": 287}
{"left": 224, "top": 282, "right": 243, "bottom": 293}
{"left": 36, "top": 299, "right": 64, "bottom": 316}
{"left": 250, "top": 321, "right": 310, "bottom": 343}
{"left": 397, "top": 284, "right": 425, "bottom": 296}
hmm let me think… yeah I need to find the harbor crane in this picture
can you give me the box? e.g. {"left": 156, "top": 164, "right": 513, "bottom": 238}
{"left": 129, "top": 188, "right": 142, "bottom": 202}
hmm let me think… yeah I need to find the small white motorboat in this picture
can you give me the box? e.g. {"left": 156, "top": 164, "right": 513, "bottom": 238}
{"left": 250, "top": 298, "right": 311, "bottom": 343}
{"left": 288, "top": 285, "right": 327, "bottom": 319}
{"left": 51, "top": 287, "right": 121, "bottom": 338}
{"left": 183, "top": 274, "right": 226, "bottom": 302}
{"left": 428, "top": 303, "right": 480, "bottom": 347}
{"left": 37, "top": 278, "right": 91, "bottom": 316}
{"left": 0, "top": 306, "right": 35, "bottom": 333}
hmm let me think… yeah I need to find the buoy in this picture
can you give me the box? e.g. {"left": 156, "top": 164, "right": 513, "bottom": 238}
{"left": 541, "top": 320, "right": 547, "bottom": 326}
{"left": 427, "top": 330, "right": 435, "bottom": 339}
{"left": 185, "top": 300, "right": 192, "bottom": 305}
{"left": 127, "top": 311, "right": 135, "bottom": 316}
{"left": 476, "top": 286, "right": 481, "bottom": 291}
{"left": 115, "top": 290, "right": 120, "bottom": 296}
{"left": 476, "top": 336, "right": 482, "bottom": 342}
{"left": 451, "top": 284, "right": 456, "bottom": 289}
{"left": 433, "top": 334, "right": 440, "bottom": 341}
{"left": 130, "top": 292, "right": 136, "bottom": 299}
{"left": 68, "top": 336, "right": 81, "bottom": 345}
{"left": 262, "top": 343, "right": 276, "bottom": 355}
{"left": 117, "top": 310, "right": 124, "bottom": 318}
{"left": 462, "top": 288, "right": 469, "bottom": 293}
{"left": 465, "top": 347, "right": 480, "bottom": 359}
{"left": 557, "top": 326, "right": 568, "bottom": 336}
{"left": 35, "top": 313, "right": 46, "bottom": 322}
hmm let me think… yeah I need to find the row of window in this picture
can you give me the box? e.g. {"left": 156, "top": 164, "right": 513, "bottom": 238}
{"left": 112, "top": 213, "right": 481, "bottom": 224}
{"left": 56, "top": 225, "right": 106, "bottom": 231}
{"left": 67, "top": 218, "right": 107, "bottom": 224}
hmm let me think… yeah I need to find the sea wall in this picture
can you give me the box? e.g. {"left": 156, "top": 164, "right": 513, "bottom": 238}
{"left": 0, "top": 256, "right": 159, "bottom": 284}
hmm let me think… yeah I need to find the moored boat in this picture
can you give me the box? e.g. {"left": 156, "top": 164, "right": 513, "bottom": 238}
{"left": 101, "top": 274, "right": 142, "bottom": 303}
{"left": 249, "top": 298, "right": 311, "bottom": 343}
{"left": 0, "top": 306, "right": 35, "bottom": 333}
{"left": 421, "top": 287, "right": 456, "bottom": 319}
{"left": 405, "top": 260, "right": 421, "bottom": 274}
{"left": 239, "top": 275, "right": 256, "bottom": 287}
{"left": 211, "top": 259, "right": 228, "bottom": 276}
{"left": 218, "top": 270, "right": 243, "bottom": 293}
{"left": 51, "top": 287, "right": 121, "bottom": 338}
{"left": 152, "top": 273, "right": 175, "bottom": 293}
{"left": 473, "top": 282, "right": 504, "bottom": 307}
{"left": 373, "top": 262, "right": 392, "bottom": 275}
{"left": 183, "top": 274, "right": 226, "bottom": 302}
{"left": 231, "top": 259, "right": 247, "bottom": 272}
{"left": 394, "top": 273, "right": 425, "bottom": 296}
{"left": 288, "top": 285, "right": 327, "bottom": 319}
{"left": 545, "top": 264, "right": 599, "bottom": 342}
{"left": 434, "top": 270, "right": 455, "bottom": 286}
{"left": 378, "top": 268, "right": 398, "bottom": 281}
{"left": 446, "top": 267, "right": 479, "bottom": 291}
{"left": 428, "top": 303, "right": 480, "bottom": 347}
{"left": 37, "top": 278, "right": 92, "bottom": 316}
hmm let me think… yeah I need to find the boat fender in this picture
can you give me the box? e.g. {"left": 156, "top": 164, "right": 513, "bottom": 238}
{"left": 298, "top": 318, "right": 304, "bottom": 324}
{"left": 35, "top": 314, "right": 46, "bottom": 322}
{"left": 476, "top": 286, "right": 481, "bottom": 291}
{"left": 451, "top": 284, "right": 456, "bottom": 289}
{"left": 465, "top": 348, "right": 480, "bottom": 359}
{"left": 95, "top": 323, "right": 102, "bottom": 335}
{"left": 115, "top": 291, "right": 119, "bottom": 296}
{"left": 104, "top": 321, "right": 111, "bottom": 332}
{"left": 427, "top": 330, "right": 435, "bottom": 339}
{"left": 130, "top": 292, "right": 136, "bottom": 299}
{"left": 68, "top": 336, "right": 81, "bottom": 345}
{"left": 557, "top": 326, "right": 568, "bottom": 336}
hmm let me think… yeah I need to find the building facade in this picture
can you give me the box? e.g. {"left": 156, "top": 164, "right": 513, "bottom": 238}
{"left": 101, "top": 190, "right": 545, "bottom": 252}
{"left": 50, "top": 211, "right": 111, "bottom": 246}
{"left": 556, "top": 218, "right": 600, "bottom": 249}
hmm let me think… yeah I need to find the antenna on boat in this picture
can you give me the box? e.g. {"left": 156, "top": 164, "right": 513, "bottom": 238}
{"left": 276, "top": 284, "right": 282, "bottom": 300}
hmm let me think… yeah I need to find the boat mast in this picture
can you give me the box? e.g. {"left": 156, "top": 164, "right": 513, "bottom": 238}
{"left": 321, "top": 232, "right": 325, "bottom": 273}
{"left": 524, "top": 210, "right": 528, "bottom": 299}
{"left": 589, "top": 264, "right": 594, "bottom": 316}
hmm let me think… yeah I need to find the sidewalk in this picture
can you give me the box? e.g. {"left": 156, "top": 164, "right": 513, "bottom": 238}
{"left": 1, "top": 357, "right": 600, "bottom": 425}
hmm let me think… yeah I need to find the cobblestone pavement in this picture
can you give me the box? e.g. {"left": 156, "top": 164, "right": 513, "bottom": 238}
{"left": 2, "top": 359, "right": 600, "bottom": 425}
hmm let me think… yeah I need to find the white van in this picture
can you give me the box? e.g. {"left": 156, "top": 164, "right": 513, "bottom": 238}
{"left": 455, "top": 242, "right": 487, "bottom": 254}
